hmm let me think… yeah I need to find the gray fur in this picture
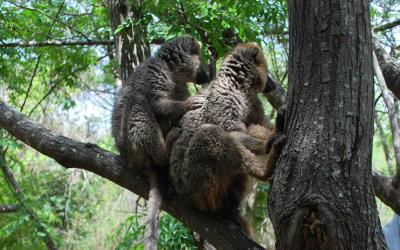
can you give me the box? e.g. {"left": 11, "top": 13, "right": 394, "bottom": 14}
{"left": 112, "top": 36, "right": 208, "bottom": 170}
{"left": 111, "top": 36, "right": 209, "bottom": 250}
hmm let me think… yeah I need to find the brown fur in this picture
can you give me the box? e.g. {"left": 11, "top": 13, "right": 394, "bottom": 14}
{"left": 169, "top": 43, "right": 286, "bottom": 234}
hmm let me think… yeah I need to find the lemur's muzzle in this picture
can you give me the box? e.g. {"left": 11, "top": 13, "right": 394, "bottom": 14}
{"left": 195, "top": 63, "right": 210, "bottom": 85}
{"left": 263, "top": 75, "right": 276, "bottom": 94}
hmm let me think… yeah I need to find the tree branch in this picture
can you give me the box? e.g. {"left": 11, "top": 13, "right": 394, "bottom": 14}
{"left": 373, "top": 19, "right": 400, "bottom": 33}
{"left": 373, "top": 51, "right": 400, "bottom": 217}
{"left": 373, "top": 51, "right": 400, "bottom": 188}
{"left": 0, "top": 39, "right": 166, "bottom": 48}
{"left": 0, "top": 100, "right": 263, "bottom": 250}
{"left": 0, "top": 40, "right": 114, "bottom": 48}
{"left": 372, "top": 170, "right": 400, "bottom": 214}
{"left": 0, "top": 204, "right": 21, "bottom": 213}
{"left": 373, "top": 38, "right": 400, "bottom": 100}
{"left": 264, "top": 75, "right": 287, "bottom": 109}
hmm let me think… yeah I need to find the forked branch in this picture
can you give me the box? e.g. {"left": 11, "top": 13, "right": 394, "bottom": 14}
{"left": 0, "top": 99, "right": 263, "bottom": 250}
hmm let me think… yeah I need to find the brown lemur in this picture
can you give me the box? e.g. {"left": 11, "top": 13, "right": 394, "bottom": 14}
{"left": 169, "top": 42, "right": 286, "bottom": 234}
{"left": 111, "top": 36, "right": 209, "bottom": 250}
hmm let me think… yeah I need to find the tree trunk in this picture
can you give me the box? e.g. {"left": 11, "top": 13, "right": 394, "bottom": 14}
{"left": 268, "top": 1, "right": 388, "bottom": 249}
{"left": 107, "top": 0, "right": 150, "bottom": 82}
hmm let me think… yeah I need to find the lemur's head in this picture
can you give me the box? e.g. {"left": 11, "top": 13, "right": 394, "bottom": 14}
{"left": 219, "top": 42, "right": 274, "bottom": 93}
{"left": 156, "top": 36, "right": 209, "bottom": 85}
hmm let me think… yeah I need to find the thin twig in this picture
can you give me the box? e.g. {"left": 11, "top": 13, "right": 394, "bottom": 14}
{"left": 374, "top": 112, "right": 395, "bottom": 175}
{"left": 0, "top": 151, "right": 57, "bottom": 250}
{"left": 0, "top": 39, "right": 114, "bottom": 48}
{"left": 28, "top": 79, "right": 63, "bottom": 117}
{"left": 20, "top": 55, "right": 42, "bottom": 112}
{"left": 20, "top": 0, "right": 64, "bottom": 113}
{"left": 4, "top": 0, "right": 91, "bottom": 41}
{"left": 373, "top": 51, "right": 400, "bottom": 188}
{"left": 28, "top": 62, "right": 96, "bottom": 117}
{"left": 373, "top": 19, "right": 400, "bottom": 33}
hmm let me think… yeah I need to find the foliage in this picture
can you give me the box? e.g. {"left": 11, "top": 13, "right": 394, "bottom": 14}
{"left": 371, "top": 0, "right": 400, "bottom": 57}
{"left": 0, "top": 0, "right": 111, "bottom": 114}
{"left": 158, "top": 213, "right": 196, "bottom": 249}
{"left": 112, "top": 0, "right": 287, "bottom": 61}
{"left": 113, "top": 210, "right": 196, "bottom": 250}
{"left": 113, "top": 211, "right": 146, "bottom": 250}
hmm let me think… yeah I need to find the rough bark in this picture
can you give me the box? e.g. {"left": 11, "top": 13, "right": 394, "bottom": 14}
{"left": 107, "top": 0, "right": 150, "bottom": 81}
{"left": 0, "top": 100, "right": 262, "bottom": 250}
{"left": 373, "top": 38, "right": 400, "bottom": 100}
{"left": 268, "top": 1, "right": 387, "bottom": 249}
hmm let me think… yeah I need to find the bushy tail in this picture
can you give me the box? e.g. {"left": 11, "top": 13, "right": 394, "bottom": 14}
{"left": 144, "top": 168, "right": 168, "bottom": 250}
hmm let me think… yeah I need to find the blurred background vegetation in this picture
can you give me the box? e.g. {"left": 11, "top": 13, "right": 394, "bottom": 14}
{"left": 0, "top": 0, "right": 399, "bottom": 249}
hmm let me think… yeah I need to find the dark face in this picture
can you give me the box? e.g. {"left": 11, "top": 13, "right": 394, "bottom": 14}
{"left": 194, "top": 61, "right": 210, "bottom": 85}
{"left": 263, "top": 75, "right": 276, "bottom": 94}
{"left": 179, "top": 39, "right": 209, "bottom": 85}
